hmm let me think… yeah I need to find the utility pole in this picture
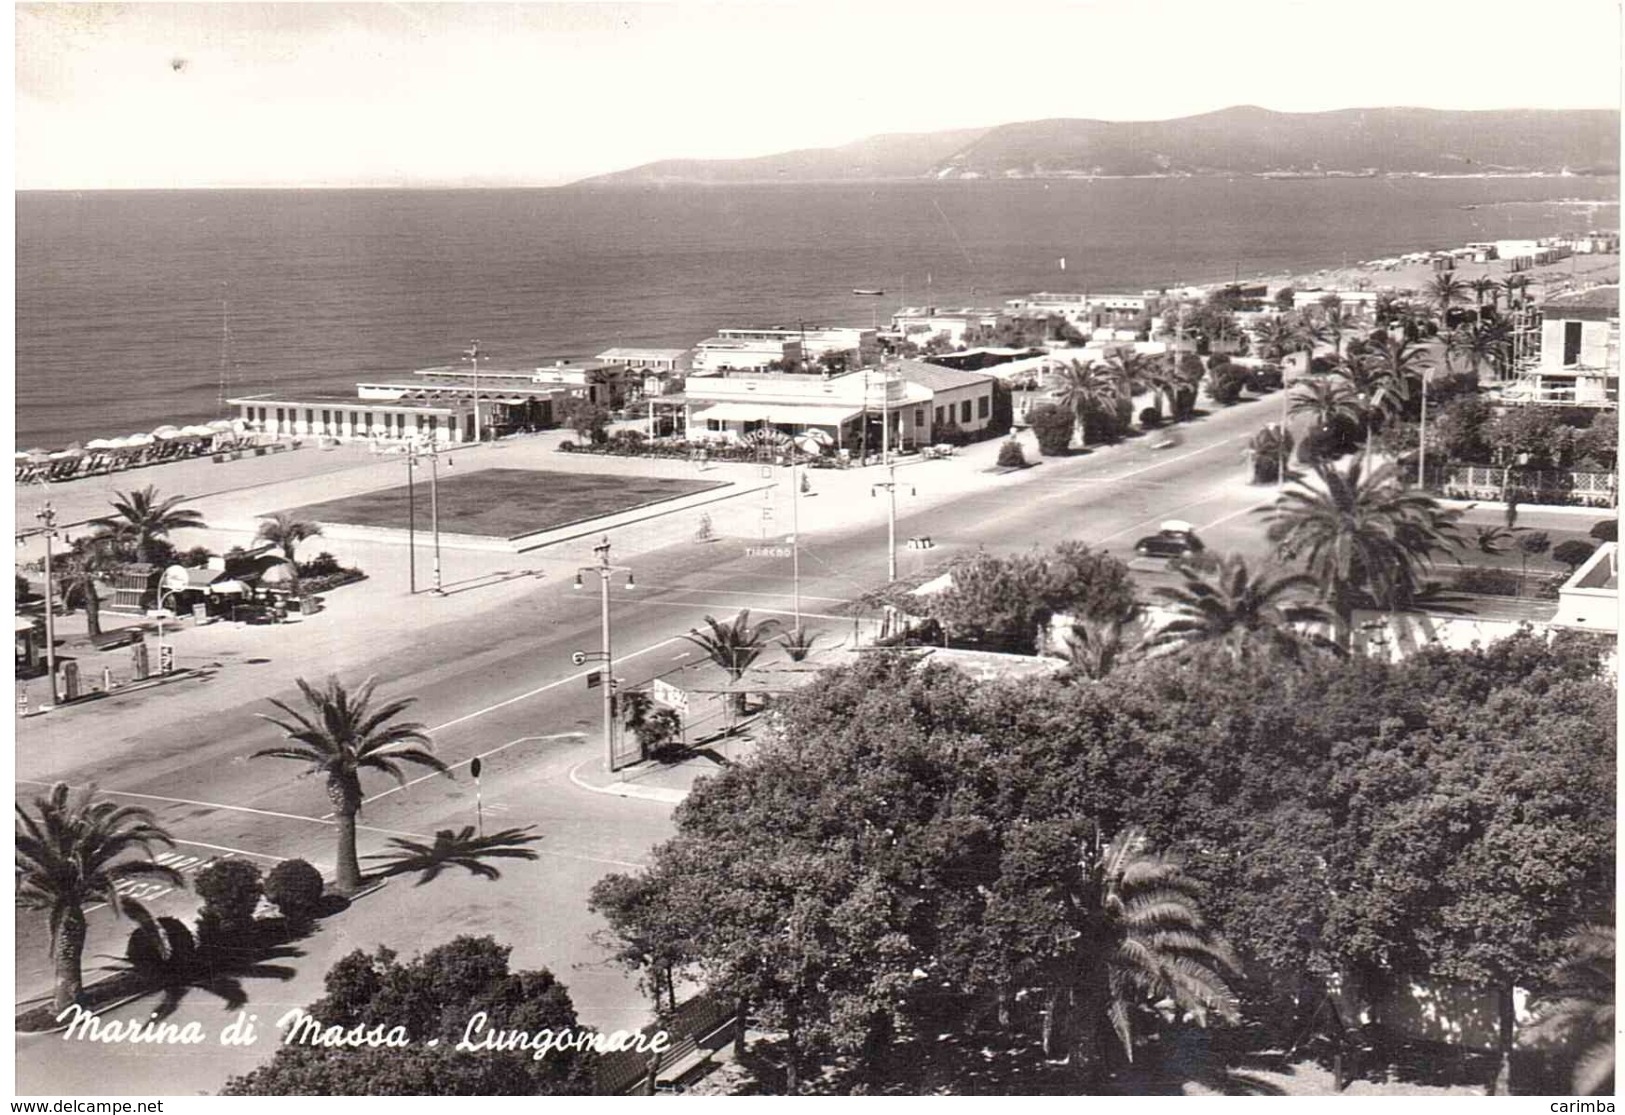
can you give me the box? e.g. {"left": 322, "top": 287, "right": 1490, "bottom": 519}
{"left": 1417, "top": 365, "right": 1432, "bottom": 489}
{"left": 574, "top": 537, "right": 636, "bottom": 772}
{"left": 407, "top": 438, "right": 445, "bottom": 594}
{"left": 791, "top": 447, "right": 802, "bottom": 630}
{"left": 35, "top": 503, "right": 58, "bottom": 703}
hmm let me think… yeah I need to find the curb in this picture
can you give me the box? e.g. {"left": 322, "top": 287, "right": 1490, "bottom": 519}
{"left": 567, "top": 758, "right": 690, "bottom": 805}
{"left": 515, "top": 482, "right": 770, "bottom": 553}
{"left": 1435, "top": 498, "right": 1617, "bottom": 518}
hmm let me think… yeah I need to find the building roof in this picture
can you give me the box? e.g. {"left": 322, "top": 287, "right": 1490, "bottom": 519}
{"left": 892, "top": 358, "right": 996, "bottom": 393}
{"left": 595, "top": 347, "right": 689, "bottom": 361}
{"left": 1541, "top": 286, "right": 1619, "bottom": 321}
{"left": 227, "top": 394, "right": 467, "bottom": 413}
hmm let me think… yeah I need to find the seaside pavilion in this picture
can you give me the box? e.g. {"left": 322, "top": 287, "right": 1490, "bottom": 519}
{"left": 227, "top": 393, "right": 479, "bottom": 444}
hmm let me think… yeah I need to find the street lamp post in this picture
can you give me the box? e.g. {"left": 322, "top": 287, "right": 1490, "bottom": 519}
{"left": 407, "top": 438, "right": 445, "bottom": 594}
{"left": 35, "top": 503, "right": 59, "bottom": 703}
{"left": 574, "top": 536, "right": 636, "bottom": 772}
{"left": 465, "top": 340, "right": 483, "bottom": 443}
{"left": 154, "top": 586, "right": 181, "bottom": 672}
{"left": 406, "top": 448, "right": 417, "bottom": 594}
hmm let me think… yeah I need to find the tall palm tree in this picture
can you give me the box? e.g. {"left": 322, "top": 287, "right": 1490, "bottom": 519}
{"left": 1288, "top": 310, "right": 1330, "bottom": 375}
{"left": 1055, "top": 360, "right": 1122, "bottom": 449}
{"left": 681, "top": 609, "right": 783, "bottom": 712}
{"left": 1361, "top": 332, "right": 1431, "bottom": 398}
{"left": 1526, "top": 924, "right": 1614, "bottom": 1096}
{"left": 1427, "top": 272, "right": 1469, "bottom": 328}
{"left": 253, "top": 676, "right": 450, "bottom": 893}
{"left": 1148, "top": 553, "right": 1336, "bottom": 661}
{"left": 255, "top": 512, "right": 323, "bottom": 565}
{"left": 1446, "top": 321, "right": 1511, "bottom": 382}
{"left": 1259, "top": 458, "right": 1463, "bottom": 647}
{"left": 16, "top": 782, "right": 184, "bottom": 1011}
{"left": 1105, "top": 351, "right": 1151, "bottom": 406}
{"left": 1246, "top": 424, "right": 1295, "bottom": 484}
{"left": 1250, "top": 315, "right": 1295, "bottom": 364}
{"left": 91, "top": 486, "right": 206, "bottom": 565}
{"left": 55, "top": 532, "right": 122, "bottom": 639}
{"left": 1320, "top": 302, "right": 1352, "bottom": 357}
{"left": 1288, "top": 375, "right": 1366, "bottom": 458}
{"left": 1470, "top": 275, "right": 1497, "bottom": 309}
{"left": 1500, "top": 273, "right": 1531, "bottom": 310}
{"left": 1062, "top": 826, "right": 1239, "bottom": 1080}
{"left": 1338, "top": 346, "right": 1414, "bottom": 456}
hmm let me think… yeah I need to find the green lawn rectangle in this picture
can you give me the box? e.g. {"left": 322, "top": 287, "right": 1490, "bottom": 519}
{"left": 280, "top": 468, "right": 728, "bottom": 539}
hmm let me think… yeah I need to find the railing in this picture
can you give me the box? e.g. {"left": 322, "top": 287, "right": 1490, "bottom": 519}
{"left": 595, "top": 991, "right": 738, "bottom": 1095}
{"left": 1426, "top": 463, "right": 1618, "bottom": 507}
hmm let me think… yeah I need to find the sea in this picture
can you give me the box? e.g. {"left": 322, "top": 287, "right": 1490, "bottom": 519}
{"left": 14, "top": 176, "right": 1619, "bottom": 449}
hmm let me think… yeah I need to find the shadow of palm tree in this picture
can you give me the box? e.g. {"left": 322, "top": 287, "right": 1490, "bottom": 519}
{"left": 99, "top": 918, "right": 304, "bottom": 1020}
{"left": 362, "top": 825, "right": 542, "bottom": 886}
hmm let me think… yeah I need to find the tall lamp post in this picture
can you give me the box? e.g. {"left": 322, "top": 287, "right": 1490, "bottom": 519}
{"left": 1416, "top": 364, "right": 1434, "bottom": 489}
{"left": 34, "top": 502, "right": 59, "bottom": 703}
{"left": 574, "top": 536, "right": 636, "bottom": 772}
{"left": 406, "top": 437, "right": 447, "bottom": 594}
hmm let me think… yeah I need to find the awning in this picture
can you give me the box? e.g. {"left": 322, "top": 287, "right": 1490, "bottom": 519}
{"left": 209, "top": 579, "right": 249, "bottom": 595}
{"left": 16, "top": 617, "right": 36, "bottom": 635}
{"left": 691, "top": 402, "right": 862, "bottom": 427}
{"left": 164, "top": 565, "right": 229, "bottom": 592}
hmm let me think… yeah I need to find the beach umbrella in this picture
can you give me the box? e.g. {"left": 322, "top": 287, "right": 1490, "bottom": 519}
{"left": 794, "top": 435, "right": 825, "bottom": 456}
{"left": 802, "top": 427, "right": 834, "bottom": 446}
{"left": 127, "top": 433, "right": 155, "bottom": 446}
{"left": 25, "top": 449, "right": 51, "bottom": 463}
{"left": 182, "top": 425, "right": 216, "bottom": 437}
{"left": 151, "top": 425, "right": 183, "bottom": 439}
{"left": 258, "top": 561, "right": 297, "bottom": 589}
{"left": 85, "top": 438, "right": 113, "bottom": 449}
{"left": 14, "top": 451, "right": 28, "bottom": 460}
{"left": 207, "top": 419, "right": 234, "bottom": 431}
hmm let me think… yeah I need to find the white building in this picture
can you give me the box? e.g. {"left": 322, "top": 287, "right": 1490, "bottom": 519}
{"left": 1004, "top": 292, "right": 1156, "bottom": 331}
{"left": 228, "top": 393, "right": 479, "bottom": 444}
{"left": 891, "top": 307, "right": 1006, "bottom": 349}
{"left": 1508, "top": 285, "right": 1620, "bottom": 406}
{"left": 1551, "top": 542, "right": 1618, "bottom": 635}
{"left": 677, "top": 368, "right": 929, "bottom": 453}
{"left": 690, "top": 327, "right": 876, "bottom": 375}
{"left": 594, "top": 347, "right": 691, "bottom": 374}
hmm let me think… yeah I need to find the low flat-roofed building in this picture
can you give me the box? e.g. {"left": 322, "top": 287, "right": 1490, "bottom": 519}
{"left": 892, "top": 307, "right": 1006, "bottom": 349}
{"left": 1004, "top": 292, "right": 1156, "bottom": 331}
{"left": 892, "top": 359, "right": 998, "bottom": 442}
{"left": 664, "top": 366, "right": 933, "bottom": 453}
{"left": 228, "top": 393, "right": 478, "bottom": 443}
{"left": 594, "top": 347, "right": 692, "bottom": 373}
{"left": 691, "top": 327, "right": 876, "bottom": 374}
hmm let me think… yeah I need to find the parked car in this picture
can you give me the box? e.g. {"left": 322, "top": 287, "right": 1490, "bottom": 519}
{"left": 1134, "top": 520, "right": 1205, "bottom": 559}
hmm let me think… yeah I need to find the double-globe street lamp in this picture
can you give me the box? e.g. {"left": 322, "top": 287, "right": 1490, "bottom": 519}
{"left": 405, "top": 436, "right": 451, "bottom": 595}
{"left": 574, "top": 536, "right": 636, "bottom": 772}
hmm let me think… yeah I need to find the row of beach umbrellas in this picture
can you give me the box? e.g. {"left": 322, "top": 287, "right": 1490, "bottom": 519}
{"left": 17, "top": 419, "right": 245, "bottom": 462}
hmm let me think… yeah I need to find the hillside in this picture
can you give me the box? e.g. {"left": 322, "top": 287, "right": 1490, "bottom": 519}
{"left": 576, "top": 106, "right": 1620, "bottom": 185}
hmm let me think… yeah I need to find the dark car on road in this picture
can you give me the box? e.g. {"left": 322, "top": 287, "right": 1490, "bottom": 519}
{"left": 1134, "top": 520, "right": 1205, "bottom": 560}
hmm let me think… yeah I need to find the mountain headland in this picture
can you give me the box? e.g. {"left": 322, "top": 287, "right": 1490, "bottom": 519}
{"left": 576, "top": 105, "right": 1620, "bottom": 185}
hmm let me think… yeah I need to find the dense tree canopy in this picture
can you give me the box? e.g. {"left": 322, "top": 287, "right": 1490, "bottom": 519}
{"left": 222, "top": 937, "right": 594, "bottom": 1096}
{"left": 591, "top": 630, "right": 1614, "bottom": 1091}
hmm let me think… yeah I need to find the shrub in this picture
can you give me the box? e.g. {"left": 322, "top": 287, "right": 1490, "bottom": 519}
{"left": 1518, "top": 531, "right": 1553, "bottom": 562}
{"left": 1245, "top": 364, "right": 1284, "bottom": 393}
{"left": 1589, "top": 520, "right": 1617, "bottom": 543}
{"left": 1027, "top": 404, "right": 1074, "bottom": 456}
{"left": 194, "top": 858, "right": 264, "bottom": 936}
{"left": 1553, "top": 540, "right": 1598, "bottom": 573}
{"left": 124, "top": 917, "right": 197, "bottom": 979}
{"left": 297, "top": 551, "right": 343, "bottom": 579}
{"left": 264, "top": 859, "right": 325, "bottom": 923}
{"left": 1205, "top": 364, "right": 1246, "bottom": 405}
{"left": 558, "top": 440, "right": 576, "bottom": 453}
{"left": 1452, "top": 566, "right": 1523, "bottom": 596}
{"left": 1139, "top": 407, "right": 1162, "bottom": 430}
{"left": 177, "top": 546, "right": 215, "bottom": 569}
{"left": 996, "top": 439, "right": 1028, "bottom": 469}
{"left": 15, "top": 573, "right": 34, "bottom": 603}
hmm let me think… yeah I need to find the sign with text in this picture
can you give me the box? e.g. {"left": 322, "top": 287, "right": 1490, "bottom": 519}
{"left": 744, "top": 546, "right": 793, "bottom": 559}
{"left": 586, "top": 670, "right": 602, "bottom": 690}
{"left": 651, "top": 678, "right": 689, "bottom": 714}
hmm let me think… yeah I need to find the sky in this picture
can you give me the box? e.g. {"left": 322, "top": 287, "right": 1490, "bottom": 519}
{"left": 13, "top": 0, "right": 1624, "bottom": 189}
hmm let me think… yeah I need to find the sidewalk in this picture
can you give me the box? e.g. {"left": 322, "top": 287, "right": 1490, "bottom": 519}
{"left": 568, "top": 726, "right": 759, "bottom": 805}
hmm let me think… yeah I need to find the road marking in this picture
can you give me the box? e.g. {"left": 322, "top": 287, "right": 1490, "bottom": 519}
{"left": 344, "top": 733, "right": 586, "bottom": 813}
{"left": 1093, "top": 434, "right": 1252, "bottom": 484}
{"left": 14, "top": 779, "right": 332, "bottom": 828}
{"left": 610, "top": 599, "right": 851, "bottom": 623}
{"left": 651, "top": 587, "right": 852, "bottom": 604}
{"left": 425, "top": 639, "right": 685, "bottom": 733}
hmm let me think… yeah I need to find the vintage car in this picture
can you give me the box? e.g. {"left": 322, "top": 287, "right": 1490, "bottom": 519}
{"left": 1133, "top": 520, "right": 1205, "bottom": 559}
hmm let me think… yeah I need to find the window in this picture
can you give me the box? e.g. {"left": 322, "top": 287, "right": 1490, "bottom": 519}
{"left": 960, "top": 400, "right": 972, "bottom": 424}
{"left": 365, "top": 412, "right": 374, "bottom": 430}
{"left": 1564, "top": 320, "right": 1584, "bottom": 366}
{"left": 258, "top": 407, "right": 267, "bottom": 423}
{"left": 276, "top": 407, "right": 285, "bottom": 424}
{"left": 349, "top": 411, "right": 358, "bottom": 430}
{"left": 306, "top": 409, "right": 314, "bottom": 428}
{"left": 914, "top": 408, "right": 925, "bottom": 427}
{"left": 978, "top": 395, "right": 990, "bottom": 419}
{"left": 321, "top": 410, "right": 331, "bottom": 430}
{"left": 427, "top": 415, "right": 439, "bottom": 435}
{"left": 934, "top": 406, "right": 945, "bottom": 426}
{"left": 707, "top": 418, "right": 723, "bottom": 431}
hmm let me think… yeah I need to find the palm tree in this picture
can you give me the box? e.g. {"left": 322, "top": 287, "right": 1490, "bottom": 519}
{"left": 1288, "top": 376, "right": 1366, "bottom": 458}
{"left": 1250, "top": 315, "right": 1295, "bottom": 364}
{"left": 1148, "top": 553, "right": 1335, "bottom": 661}
{"left": 55, "top": 532, "right": 122, "bottom": 639}
{"left": 1526, "top": 925, "right": 1614, "bottom": 1096}
{"left": 1062, "top": 826, "right": 1239, "bottom": 1080}
{"left": 16, "top": 782, "right": 184, "bottom": 1012}
{"left": 681, "top": 609, "right": 783, "bottom": 712}
{"left": 1054, "top": 360, "right": 1122, "bottom": 449}
{"left": 91, "top": 486, "right": 206, "bottom": 566}
{"left": 1259, "top": 458, "right": 1463, "bottom": 647}
{"left": 1288, "top": 310, "right": 1330, "bottom": 376}
{"left": 1338, "top": 344, "right": 1415, "bottom": 455}
{"left": 1427, "top": 272, "right": 1469, "bottom": 328}
{"left": 1319, "top": 301, "right": 1352, "bottom": 357}
{"left": 253, "top": 676, "right": 450, "bottom": 893}
{"left": 1361, "top": 332, "right": 1430, "bottom": 398}
{"left": 778, "top": 626, "right": 822, "bottom": 663}
{"left": 1500, "top": 273, "right": 1531, "bottom": 310}
{"left": 255, "top": 512, "right": 323, "bottom": 565}
{"left": 1061, "top": 611, "right": 1142, "bottom": 680}
{"left": 1446, "top": 322, "right": 1510, "bottom": 381}
{"left": 1470, "top": 275, "right": 1498, "bottom": 311}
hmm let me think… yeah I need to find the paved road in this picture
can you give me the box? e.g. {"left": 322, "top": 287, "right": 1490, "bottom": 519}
{"left": 11, "top": 397, "right": 1580, "bottom": 1093}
